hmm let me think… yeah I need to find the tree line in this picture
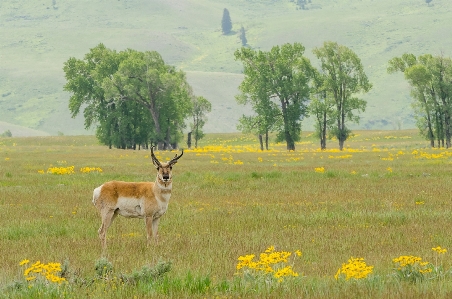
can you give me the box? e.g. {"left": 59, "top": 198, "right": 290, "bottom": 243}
{"left": 235, "top": 43, "right": 452, "bottom": 151}
{"left": 63, "top": 44, "right": 211, "bottom": 150}
{"left": 63, "top": 42, "right": 451, "bottom": 152}
{"left": 235, "top": 41, "right": 372, "bottom": 151}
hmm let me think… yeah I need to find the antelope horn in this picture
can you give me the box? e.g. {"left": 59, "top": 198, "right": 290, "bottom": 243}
{"left": 168, "top": 149, "right": 184, "bottom": 165}
{"left": 150, "top": 146, "right": 162, "bottom": 168}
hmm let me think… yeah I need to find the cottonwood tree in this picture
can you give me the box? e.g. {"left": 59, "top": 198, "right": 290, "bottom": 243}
{"left": 102, "top": 49, "right": 192, "bottom": 150}
{"left": 63, "top": 44, "right": 194, "bottom": 150}
{"left": 188, "top": 96, "right": 211, "bottom": 148}
{"left": 236, "top": 91, "right": 282, "bottom": 150}
{"left": 388, "top": 53, "right": 452, "bottom": 148}
{"left": 308, "top": 69, "right": 335, "bottom": 149}
{"left": 235, "top": 43, "right": 313, "bottom": 151}
{"left": 313, "top": 41, "right": 372, "bottom": 150}
{"left": 222, "top": 8, "right": 232, "bottom": 35}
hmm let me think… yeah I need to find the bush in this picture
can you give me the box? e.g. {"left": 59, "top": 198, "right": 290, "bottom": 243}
{"left": 1, "top": 129, "right": 12, "bottom": 137}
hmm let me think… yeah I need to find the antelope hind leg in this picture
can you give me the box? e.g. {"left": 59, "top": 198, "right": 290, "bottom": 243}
{"left": 98, "top": 209, "right": 117, "bottom": 254}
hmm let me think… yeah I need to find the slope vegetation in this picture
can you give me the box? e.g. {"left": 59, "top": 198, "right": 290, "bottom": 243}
{"left": 0, "top": 0, "right": 451, "bottom": 135}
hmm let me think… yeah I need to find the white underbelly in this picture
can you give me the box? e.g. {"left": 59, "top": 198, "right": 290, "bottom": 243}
{"left": 116, "top": 197, "right": 144, "bottom": 218}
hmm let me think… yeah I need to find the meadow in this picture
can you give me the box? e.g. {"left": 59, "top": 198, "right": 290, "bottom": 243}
{"left": 1, "top": 130, "right": 452, "bottom": 298}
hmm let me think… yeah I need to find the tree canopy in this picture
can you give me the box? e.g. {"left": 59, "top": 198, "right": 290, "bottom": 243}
{"left": 313, "top": 41, "right": 372, "bottom": 150}
{"left": 235, "top": 43, "right": 313, "bottom": 150}
{"left": 188, "top": 96, "right": 211, "bottom": 148}
{"left": 222, "top": 8, "right": 232, "bottom": 35}
{"left": 63, "top": 44, "right": 198, "bottom": 150}
{"left": 388, "top": 53, "right": 452, "bottom": 148}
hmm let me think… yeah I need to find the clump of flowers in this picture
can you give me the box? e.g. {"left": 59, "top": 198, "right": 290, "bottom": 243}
{"left": 432, "top": 246, "right": 447, "bottom": 255}
{"left": 80, "top": 167, "right": 103, "bottom": 173}
{"left": 392, "top": 255, "right": 432, "bottom": 283}
{"left": 236, "top": 246, "right": 302, "bottom": 283}
{"left": 334, "top": 257, "right": 374, "bottom": 281}
{"left": 20, "top": 259, "right": 66, "bottom": 284}
{"left": 46, "top": 166, "right": 75, "bottom": 175}
{"left": 314, "top": 167, "right": 325, "bottom": 173}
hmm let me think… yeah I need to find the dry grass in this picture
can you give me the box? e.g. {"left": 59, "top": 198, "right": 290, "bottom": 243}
{"left": 1, "top": 130, "right": 452, "bottom": 298}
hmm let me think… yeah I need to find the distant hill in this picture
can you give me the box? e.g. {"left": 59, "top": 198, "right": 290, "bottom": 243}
{"left": 0, "top": 121, "right": 50, "bottom": 137}
{"left": 0, "top": 0, "right": 451, "bottom": 136}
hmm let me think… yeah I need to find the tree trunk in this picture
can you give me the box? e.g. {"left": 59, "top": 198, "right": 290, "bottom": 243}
{"left": 281, "top": 99, "right": 295, "bottom": 151}
{"left": 187, "top": 132, "right": 192, "bottom": 149}
{"left": 444, "top": 111, "right": 451, "bottom": 148}
{"left": 338, "top": 102, "right": 346, "bottom": 151}
{"left": 194, "top": 121, "right": 199, "bottom": 148}
{"left": 265, "top": 130, "right": 269, "bottom": 150}
{"left": 258, "top": 134, "right": 264, "bottom": 151}
{"left": 321, "top": 110, "right": 327, "bottom": 150}
{"left": 147, "top": 103, "right": 164, "bottom": 150}
{"left": 164, "top": 122, "right": 171, "bottom": 150}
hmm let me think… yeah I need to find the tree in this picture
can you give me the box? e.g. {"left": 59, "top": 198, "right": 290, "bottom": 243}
{"left": 1, "top": 129, "right": 12, "bottom": 137}
{"left": 239, "top": 26, "right": 247, "bottom": 46}
{"left": 388, "top": 53, "right": 452, "bottom": 148}
{"left": 102, "top": 49, "right": 192, "bottom": 149}
{"left": 237, "top": 109, "right": 282, "bottom": 151}
{"left": 313, "top": 41, "right": 372, "bottom": 150}
{"left": 235, "top": 43, "right": 313, "bottom": 151}
{"left": 308, "top": 69, "right": 335, "bottom": 149}
{"left": 63, "top": 44, "right": 194, "bottom": 150}
{"left": 188, "top": 96, "right": 212, "bottom": 148}
{"left": 222, "top": 8, "right": 232, "bottom": 35}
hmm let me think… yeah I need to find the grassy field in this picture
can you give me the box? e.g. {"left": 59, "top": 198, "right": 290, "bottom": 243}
{"left": 1, "top": 0, "right": 452, "bottom": 135}
{"left": 2, "top": 130, "right": 452, "bottom": 298}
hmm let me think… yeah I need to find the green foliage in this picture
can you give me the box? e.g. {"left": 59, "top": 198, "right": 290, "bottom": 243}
{"left": 308, "top": 69, "right": 335, "bottom": 149}
{"left": 388, "top": 53, "right": 452, "bottom": 148}
{"left": 1, "top": 129, "right": 12, "bottom": 137}
{"left": 189, "top": 96, "right": 212, "bottom": 148}
{"left": 94, "top": 258, "right": 113, "bottom": 278}
{"left": 221, "top": 8, "right": 232, "bottom": 35}
{"left": 119, "top": 260, "right": 172, "bottom": 285}
{"left": 63, "top": 44, "right": 194, "bottom": 149}
{"left": 235, "top": 43, "right": 313, "bottom": 150}
{"left": 313, "top": 41, "right": 372, "bottom": 150}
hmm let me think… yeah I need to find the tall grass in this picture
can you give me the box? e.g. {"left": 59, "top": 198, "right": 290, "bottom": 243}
{"left": 1, "top": 130, "right": 452, "bottom": 298}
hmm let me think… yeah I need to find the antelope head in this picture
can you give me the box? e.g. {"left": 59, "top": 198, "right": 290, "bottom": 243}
{"left": 151, "top": 146, "right": 184, "bottom": 184}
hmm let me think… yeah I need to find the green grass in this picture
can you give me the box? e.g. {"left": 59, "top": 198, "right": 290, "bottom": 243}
{"left": 1, "top": 0, "right": 452, "bottom": 135}
{"left": 2, "top": 130, "right": 452, "bottom": 297}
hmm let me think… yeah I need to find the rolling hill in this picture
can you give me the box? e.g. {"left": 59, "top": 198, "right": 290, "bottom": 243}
{"left": 0, "top": 0, "right": 451, "bottom": 136}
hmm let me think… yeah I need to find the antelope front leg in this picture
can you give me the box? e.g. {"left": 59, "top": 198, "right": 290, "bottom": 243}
{"left": 145, "top": 217, "right": 160, "bottom": 246}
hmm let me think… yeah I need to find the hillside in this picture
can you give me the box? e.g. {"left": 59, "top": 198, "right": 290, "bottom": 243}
{"left": 0, "top": 0, "right": 451, "bottom": 136}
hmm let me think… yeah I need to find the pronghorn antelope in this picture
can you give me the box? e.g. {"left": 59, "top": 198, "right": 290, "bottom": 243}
{"left": 92, "top": 147, "right": 183, "bottom": 252}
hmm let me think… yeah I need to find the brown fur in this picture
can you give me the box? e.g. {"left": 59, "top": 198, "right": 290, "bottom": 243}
{"left": 92, "top": 148, "right": 183, "bottom": 254}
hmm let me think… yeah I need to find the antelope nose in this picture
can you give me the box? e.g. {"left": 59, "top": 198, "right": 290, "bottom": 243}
{"left": 163, "top": 174, "right": 169, "bottom": 180}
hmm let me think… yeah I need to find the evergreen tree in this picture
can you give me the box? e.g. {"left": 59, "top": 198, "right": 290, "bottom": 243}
{"left": 222, "top": 8, "right": 232, "bottom": 35}
{"left": 239, "top": 26, "right": 247, "bottom": 46}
